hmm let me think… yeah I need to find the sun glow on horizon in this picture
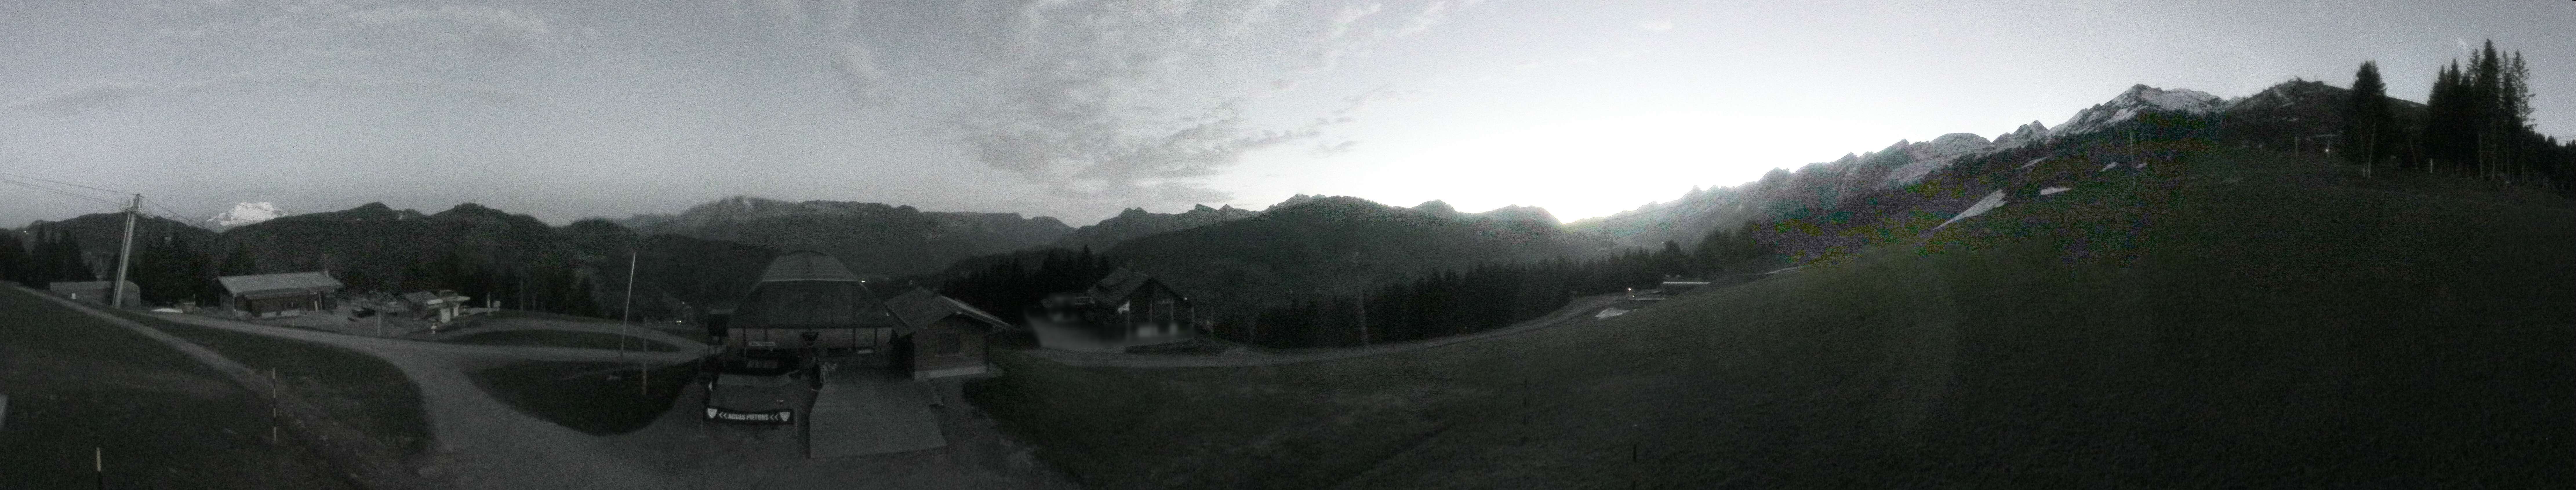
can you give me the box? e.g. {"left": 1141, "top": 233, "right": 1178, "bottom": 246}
{"left": 1344, "top": 110, "right": 1910, "bottom": 223}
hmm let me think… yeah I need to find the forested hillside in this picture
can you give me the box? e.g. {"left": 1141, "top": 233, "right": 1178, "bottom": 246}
{"left": 1050, "top": 204, "right": 1257, "bottom": 250}
{"left": 620, "top": 196, "right": 1072, "bottom": 276}
{"left": 1573, "top": 43, "right": 2575, "bottom": 260}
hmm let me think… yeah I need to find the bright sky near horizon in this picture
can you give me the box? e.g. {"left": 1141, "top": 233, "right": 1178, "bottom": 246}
{"left": 3, "top": 0, "right": 2570, "bottom": 228}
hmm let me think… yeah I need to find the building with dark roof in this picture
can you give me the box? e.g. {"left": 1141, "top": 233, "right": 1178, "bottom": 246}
{"left": 721, "top": 251, "right": 900, "bottom": 359}
{"left": 216, "top": 271, "right": 342, "bottom": 318}
{"left": 884, "top": 288, "right": 1011, "bottom": 380}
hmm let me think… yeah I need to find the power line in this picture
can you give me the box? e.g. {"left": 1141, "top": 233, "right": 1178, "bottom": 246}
{"left": 2, "top": 178, "right": 126, "bottom": 209}
{"left": 142, "top": 197, "right": 191, "bottom": 222}
{"left": 0, "top": 172, "right": 129, "bottom": 197}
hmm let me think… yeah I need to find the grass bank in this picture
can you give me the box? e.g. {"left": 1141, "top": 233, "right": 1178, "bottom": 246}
{"left": 0, "top": 288, "right": 356, "bottom": 489}
{"left": 468, "top": 361, "right": 696, "bottom": 435}
{"left": 115, "top": 312, "right": 433, "bottom": 456}
{"left": 966, "top": 148, "right": 2576, "bottom": 488}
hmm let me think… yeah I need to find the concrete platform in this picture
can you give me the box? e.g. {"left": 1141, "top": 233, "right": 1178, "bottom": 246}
{"left": 807, "top": 372, "right": 946, "bottom": 458}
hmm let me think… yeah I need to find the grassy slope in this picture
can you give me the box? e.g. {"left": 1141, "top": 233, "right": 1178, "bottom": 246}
{"left": 115, "top": 312, "right": 433, "bottom": 456}
{"left": 0, "top": 288, "right": 355, "bottom": 489}
{"left": 468, "top": 361, "right": 695, "bottom": 435}
{"left": 966, "top": 148, "right": 2575, "bottom": 489}
{"left": 450, "top": 330, "right": 683, "bottom": 352}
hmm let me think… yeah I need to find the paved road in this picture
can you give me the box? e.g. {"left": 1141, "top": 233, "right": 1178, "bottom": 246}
{"left": 1024, "top": 294, "right": 1630, "bottom": 368}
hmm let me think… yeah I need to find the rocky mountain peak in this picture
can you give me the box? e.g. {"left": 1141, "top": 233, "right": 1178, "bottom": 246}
{"left": 206, "top": 202, "right": 287, "bottom": 230}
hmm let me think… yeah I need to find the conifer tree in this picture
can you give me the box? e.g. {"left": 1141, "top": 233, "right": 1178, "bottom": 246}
{"left": 0, "top": 231, "right": 30, "bottom": 285}
{"left": 219, "top": 246, "right": 258, "bottom": 276}
{"left": 2472, "top": 41, "right": 2504, "bottom": 178}
{"left": 34, "top": 233, "right": 95, "bottom": 284}
{"left": 2342, "top": 61, "right": 2391, "bottom": 175}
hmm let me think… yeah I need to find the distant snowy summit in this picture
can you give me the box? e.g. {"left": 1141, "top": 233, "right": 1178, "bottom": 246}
{"left": 207, "top": 202, "right": 288, "bottom": 229}
{"left": 2051, "top": 84, "right": 2229, "bottom": 138}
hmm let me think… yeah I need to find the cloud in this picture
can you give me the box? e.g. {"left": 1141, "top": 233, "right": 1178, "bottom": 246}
{"left": 707, "top": 1, "right": 1475, "bottom": 205}
{"left": 9, "top": 73, "right": 530, "bottom": 115}
{"left": 10, "top": 82, "right": 154, "bottom": 115}
{"left": 830, "top": 44, "right": 887, "bottom": 101}
{"left": 146, "top": 1, "right": 566, "bottom": 62}
{"left": 1638, "top": 20, "right": 1675, "bottom": 32}
{"left": 936, "top": 0, "right": 1471, "bottom": 204}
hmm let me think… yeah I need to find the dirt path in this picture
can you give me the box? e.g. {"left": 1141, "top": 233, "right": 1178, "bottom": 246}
{"left": 1024, "top": 294, "right": 1632, "bottom": 368}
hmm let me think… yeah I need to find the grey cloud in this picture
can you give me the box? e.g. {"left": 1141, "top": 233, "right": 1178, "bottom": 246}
{"left": 9, "top": 73, "right": 530, "bottom": 115}
{"left": 933, "top": 0, "right": 1474, "bottom": 205}
{"left": 10, "top": 83, "right": 154, "bottom": 115}
{"left": 718, "top": 1, "right": 1476, "bottom": 205}
{"left": 830, "top": 44, "right": 887, "bottom": 101}
{"left": 146, "top": 0, "right": 564, "bottom": 61}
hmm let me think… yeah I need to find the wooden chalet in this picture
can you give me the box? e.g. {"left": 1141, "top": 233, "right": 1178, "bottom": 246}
{"left": 884, "top": 288, "right": 1011, "bottom": 380}
{"left": 1037, "top": 268, "right": 1196, "bottom": 343}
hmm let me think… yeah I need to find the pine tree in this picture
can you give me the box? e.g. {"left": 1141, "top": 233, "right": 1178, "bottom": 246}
{"left": 2342, "top": 61, "right": 2391, "bottom": 175}
{"left": 2500, "top": 50, "right": 2533, "bottom": 182}
{"left": 0, "top": 231, "right": 30, "bottom": 285}
{"left": 34, "top": 233, "right": 96, "bottom": 284}
{"left": 566, "top": 275, "right": 600, "bottom": 317}
{"left": 2472, "top": 40, "right": 2504, "bottom": 178}
{"left": 219, "top": 246, "right": 258, "bottom": 276}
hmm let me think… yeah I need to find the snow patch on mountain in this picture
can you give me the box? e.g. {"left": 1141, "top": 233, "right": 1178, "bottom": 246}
{"left": 1936, "top": 190, "right": 2007, "bottom": 230}
{"left": 207, "top": 202, "right": 288, "bottom": 229}
{"left": 2051, "top": 85, "right": 2230, "bottom": 140}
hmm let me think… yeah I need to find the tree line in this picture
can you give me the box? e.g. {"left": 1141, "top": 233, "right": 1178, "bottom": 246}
{"left": 1222, "top": 221, "right": 1784, "bottom": 348}
{"left": 2342, "top": 40, "right": 2573, "bottom": 189}
{"left": 930, "top": 222, "right": 1786, "bottom": 349}
{"left": 1, "top": 228, "right": 229, "bottom": 306}
{"left": 934, "top": 246, "right": 1121, "bottom": 323}
{"left": 1, "top": 219, "right": 617, "bottom": 319}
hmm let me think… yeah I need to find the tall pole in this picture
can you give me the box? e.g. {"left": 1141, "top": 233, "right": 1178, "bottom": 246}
{"left": 110, "top": 194, "right": 139, "bottom": 308}
{"left": 621, "top": 249, "right": 636, "bottom": 360}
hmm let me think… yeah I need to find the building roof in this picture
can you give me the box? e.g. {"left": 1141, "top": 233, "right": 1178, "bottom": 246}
{"left": 1087, "top": 268, "right": 1158, "bottom": 303}
{"left": 884, "top": 288, "right": 1014, "bottom": 334}
{"left": 217, "top": 272, "right": 342, "bottom": 299}
{"left": 758, "top": 251, "right": 863, "bottom": 283}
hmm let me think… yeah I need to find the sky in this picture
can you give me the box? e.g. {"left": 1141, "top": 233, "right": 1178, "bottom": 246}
{"left": 3, "top": 0, "right": 2571, "bottom": 228}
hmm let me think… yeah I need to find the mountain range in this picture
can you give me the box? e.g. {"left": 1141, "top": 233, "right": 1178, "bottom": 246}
{"left": 10, "top": 77, "right": 2477, "bottom": 327}
{"left": 1566, "top": 81, "right": 2392, "bottom": 253}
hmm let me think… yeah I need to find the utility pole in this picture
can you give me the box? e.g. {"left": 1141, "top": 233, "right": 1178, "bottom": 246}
{"left": 110, "top": 194, "right": 139, "bottom": 308}
{"left": 621, "top": 249, "right": 637, "bottom": 360}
